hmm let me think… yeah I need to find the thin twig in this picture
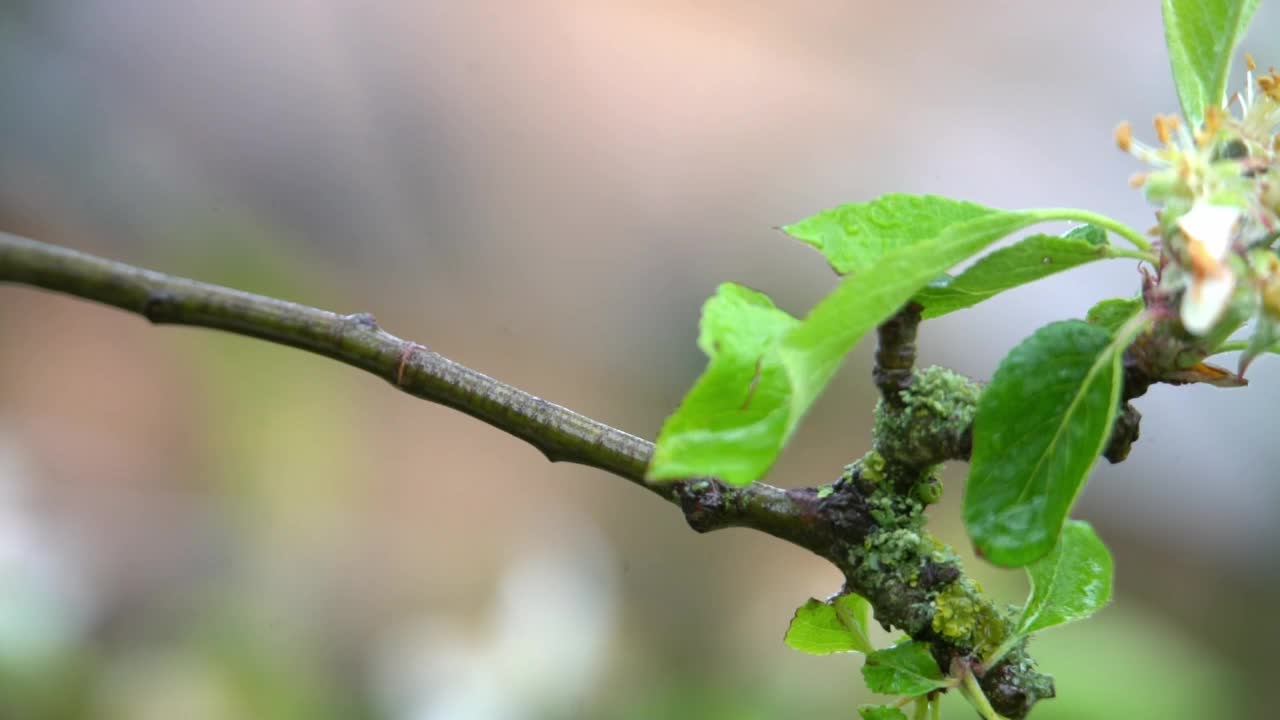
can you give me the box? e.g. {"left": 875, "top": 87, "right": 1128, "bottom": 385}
{"left": 0, "top": 232, "right": 809, "bottom": 529}
{"left": 873, "top": 302, "right": 922, "bottom": 406}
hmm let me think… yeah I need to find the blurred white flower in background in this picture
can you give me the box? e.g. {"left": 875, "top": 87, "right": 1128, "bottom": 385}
{"left": 0, "top": 430, "right": 91, "bottom": 666}
{"left": 374, "top": 508, "right": 619, "bottom": 720}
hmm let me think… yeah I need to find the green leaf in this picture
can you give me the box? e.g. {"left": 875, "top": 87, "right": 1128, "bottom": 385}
{"left": 859, "top": 706, "right": 910, "bottom": 720}
{"left": 653, "top": 201, "right": 1107, "bottom": 487}
{"left": 784, "top": 594, "right": 876, "bottom": 655}
{"left": 832, "top": 592, "right": 874, "bottom": 642}
{"left": 1086, "top": 297, "right": 1145, "bottom": 335}
{"left": 964, "top": 315, "right": 1146, "bottom": 567}
{"left": 1018, "top": 520, "right": 1115, "bottom": 636}
{"left": 862, "top": 640, "right": 948, "bottom": 697}
{"left": 1162, "top": 0, "right": 1260, "bottom": 126}
{"left": 916, "top": 225, "right": 1111, "bottom": 319}
{"left": 779, "top": 210, "right": 1045, "bottom": 438}
{"left": 784, "top": 194, "right": 997, "bottom": 275}
{"left": 647, "top": 283, "right": 798, "bottom": 485}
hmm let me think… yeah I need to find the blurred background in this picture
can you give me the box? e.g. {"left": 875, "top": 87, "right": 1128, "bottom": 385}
{"left": 1, "top": 1, "right": 1277, "bottom": 718}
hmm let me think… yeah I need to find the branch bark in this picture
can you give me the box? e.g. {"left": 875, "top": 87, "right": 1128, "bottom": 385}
{"left": 0, "top": 232, "right": 821, "bottom": 535}
{"left": 874, "top": 301, "right": 922, "bottom": 406}
{"left": 1, "top": 232, "right": 1053, "bottom": 717}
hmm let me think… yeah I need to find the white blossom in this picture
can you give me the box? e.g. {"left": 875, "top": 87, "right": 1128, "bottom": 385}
{"left": 1176, "top": 202, "right": 1241, "bottom": 334}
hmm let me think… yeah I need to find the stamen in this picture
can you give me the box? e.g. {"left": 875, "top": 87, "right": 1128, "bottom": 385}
{"left": 1197, "top": 106, "right": 1224, "bottom": 146}
{"left": 1128, "top": 172, "right": 1149, "bottom": 188}
{"left": 1261, "top": 71, "right": 1280, "bottom": 101}
{"left": 1154, "top": 114, "right": 1178, "bottom": 145}
{"left": 1114, "top": 121, "right": 1133, "bottom": 152}
{"left": 1247, "top": 53, "right": 1257, "bottom": 72}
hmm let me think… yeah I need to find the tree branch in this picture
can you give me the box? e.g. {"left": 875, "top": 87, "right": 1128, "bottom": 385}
{"left": 874, "top": 302, "right": 922, "bottom": 406}
{"left": 0, "top": 232, "right": 819, "bottom": 536}
{"left": 2, "top": 231, "right": 1056, "bottom": 717}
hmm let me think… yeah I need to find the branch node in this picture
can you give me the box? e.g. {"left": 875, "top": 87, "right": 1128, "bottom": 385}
{"left": 874, "top": 302, "right": 923, "bottom": 406}
{"left": 872, "top": 366, "right": 980, "bottom": 468}
{"left": 141, "top": 291, "right": 179, "bottom": 324}
{"left": 396, "top": 342, "right": 424, "bottom": 386}
{"left": 344, "top": 311, "right": 379, "bottom": 330}
{"left": 1104, "top": 402, "right": 1142, "bottom": 463}
{"left": 981, "top": 648, "right": 1056, "bottom": 718}
{"left": 674, "top": 478, "right": 727, "bottom": 533}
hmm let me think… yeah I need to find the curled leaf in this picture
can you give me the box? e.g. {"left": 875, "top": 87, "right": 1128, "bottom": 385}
{"left": 784, "top": 594, "right": 875, "bottom": 655}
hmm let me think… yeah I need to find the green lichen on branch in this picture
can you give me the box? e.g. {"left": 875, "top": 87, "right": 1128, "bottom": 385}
{"left": 931, "top": 577, "right": 1010, "bottom": 660}
{"left": 834, "top": 450, "right": 1051, "bottom": 719}
{"left": 842, "top": 452, "right": 1013, "bottom": 655}
{"left": 839, "top": 452, "right": 962, "bottom": 635}
{"left": 873, "top": 365, "right": 981, "bottom": 468}
{"left": 838, "top": 454, "right": 940, "bottom": 636}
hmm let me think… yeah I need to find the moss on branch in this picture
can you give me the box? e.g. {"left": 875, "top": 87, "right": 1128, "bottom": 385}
{"left": 873, "top": 365, "right": 981, "bottom": 470}
{"left": 820, "top": 451, "right": 1053, "bottom": 719}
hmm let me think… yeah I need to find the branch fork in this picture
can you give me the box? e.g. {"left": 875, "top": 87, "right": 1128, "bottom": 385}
{"left": 2, "top": 234, "right": 1151, "bottom": 718}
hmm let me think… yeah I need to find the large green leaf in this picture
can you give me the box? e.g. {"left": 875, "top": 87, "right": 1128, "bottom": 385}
{"left": 784, "top": 594, "right": 875, "bottom": 655}
{"left": 1162, "top": 0, "right": 1260, "bottom": 126}
{"left": 784, "top": 194, "right": 997, "bottom": 275}
{"left": 861, "top": 640, "right": 948, "bottom": 697}
{"left": 779, "top": 211, "right": 1045, "bottom": 433}
{"left": 1017, "top": 520, "right": 1114, "bottom": 636}
{"left": 652, "top": 201, "right": 1116, "bottom": 487}
{"left": 651, "top": 209, "right": 1040, "bottom": 485}
{"left": 916, "top": 225, "right": 1110, "bottom": 319}
{"left": 647, "top": 283, "right": 798, "bottom": 485}
{"left": 964, "top": 316, "right": 1146, "bottom": 567}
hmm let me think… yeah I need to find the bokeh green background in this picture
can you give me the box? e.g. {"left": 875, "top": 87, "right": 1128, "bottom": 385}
{"left": 1, "top": 2, "right": 1277, "bottom": 718}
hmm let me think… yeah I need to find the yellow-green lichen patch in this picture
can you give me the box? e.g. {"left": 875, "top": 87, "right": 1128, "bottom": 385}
{"left": 851, "top": 449, "right": 932, "bottom": 497}
{"left": 843, "top": 456, "right": 943, "bottom": 633}
{"left": 901, "top": 365, "right": 982, "bottom": 418}
{"left": 929, "top": 537, "right": 961, "bottom": 566}
{"left": 861, "top": 527, "right": 931, "bottom": 571}
{"left": 933, "top": 581, "right": 980, "bottom": 640}
{"left": 860, "top": 450, "right": 887, "bottom": 485}
{"left": 873, "top": 365, "right": 981, "bottom": 467}
{"left": 862, "top": 477, "right": 925, "bottom": 529}
{"left": 930, "top": 577, "right": 1011, "bottom": 658}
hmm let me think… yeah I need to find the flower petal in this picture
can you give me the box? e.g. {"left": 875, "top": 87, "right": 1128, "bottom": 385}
{"left": 1181, "top": 271, "right": 1236, "bottom": 335}
{"left": 1177, "top": 203, "right": 1240, "bottom": 261}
